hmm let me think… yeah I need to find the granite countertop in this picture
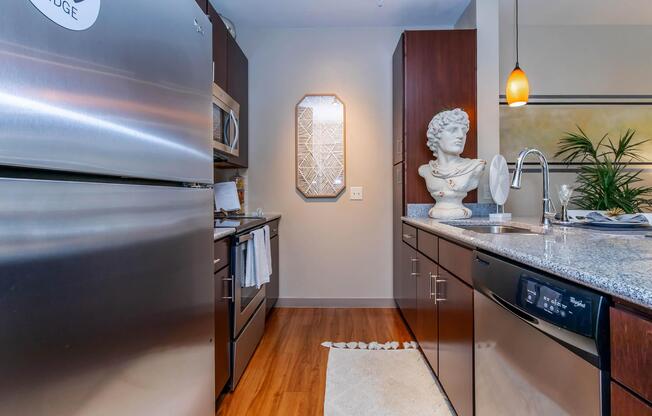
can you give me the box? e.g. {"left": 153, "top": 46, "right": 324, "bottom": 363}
{"left": 213, "top": 213, "right": 282, "bottom": 241}
{"left": 403, "top": 216, "right": 652, "bottom": 310}
{"left": 214, "top": 228, "right": 235, "bottom": 241}
{"left": 263, "top": 213, "right": 282, "bottom": 221}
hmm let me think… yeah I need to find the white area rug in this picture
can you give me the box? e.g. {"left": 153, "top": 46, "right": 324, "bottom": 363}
{"left": 324, "top": 347, "right": 454, "bottom": 416}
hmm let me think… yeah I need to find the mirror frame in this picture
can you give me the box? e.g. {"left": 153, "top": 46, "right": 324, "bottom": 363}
{"left": 295, "top": 94, "right": 347, "bottom": 198}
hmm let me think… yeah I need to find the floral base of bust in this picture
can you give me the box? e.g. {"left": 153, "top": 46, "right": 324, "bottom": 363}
{"left": 428, "top": 204, "right": 472, "bottom": 220}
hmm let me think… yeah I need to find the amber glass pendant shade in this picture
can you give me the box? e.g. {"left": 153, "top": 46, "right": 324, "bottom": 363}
{"left": 506, "top": 64, "right": 529, "bottom": 107}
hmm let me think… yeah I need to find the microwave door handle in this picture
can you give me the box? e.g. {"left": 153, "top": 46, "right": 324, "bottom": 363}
{"left": 230, "top": 110, "right": 239, "bottom": 151}
{"left": 223, "top": 111, "right": 231, "bottom": 145}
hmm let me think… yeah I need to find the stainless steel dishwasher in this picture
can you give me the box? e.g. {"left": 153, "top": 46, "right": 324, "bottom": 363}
{"left": 473, "top": 251, "right": 609, "bottom": 416}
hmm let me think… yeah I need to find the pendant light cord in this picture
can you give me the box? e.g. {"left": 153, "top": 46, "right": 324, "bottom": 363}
{"left": 515, "top": 0, "right": 519, "bottom": 66}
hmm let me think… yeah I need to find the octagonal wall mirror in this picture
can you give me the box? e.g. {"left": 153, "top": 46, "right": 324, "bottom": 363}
{"left": 296, "top": 94, "right": 346, "bottom": 198}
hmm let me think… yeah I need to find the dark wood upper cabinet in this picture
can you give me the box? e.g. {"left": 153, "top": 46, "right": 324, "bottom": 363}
{"left": 437, "top": 268, "right": 474, "bottom": 416}
{"left": 392, "top": 30, "right": 477, "bottom": 205}
{"left": 208, "top": 4, "right": 228, "bottom": 89}
{"left": 392, "top": 36, "right": 405, "bottom": 165}
{"left": 208, "top": 4, "right": 248, "bottom": 168}
{"left": 224, "top": 34, "right": 249, "bottom": 168}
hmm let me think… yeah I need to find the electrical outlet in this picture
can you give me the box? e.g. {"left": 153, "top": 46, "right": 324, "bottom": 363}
{"left": 350, "top": 186, "right": 363, "bottom": 200}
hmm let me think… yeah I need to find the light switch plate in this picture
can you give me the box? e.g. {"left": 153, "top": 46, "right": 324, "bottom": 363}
{"left": 350, "top": 186, "right": 363, "bottom": 200}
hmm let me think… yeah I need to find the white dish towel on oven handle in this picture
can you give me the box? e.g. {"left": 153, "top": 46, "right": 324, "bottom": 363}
{"left": 244, "top": 225, "right": 272, "bottom": 288}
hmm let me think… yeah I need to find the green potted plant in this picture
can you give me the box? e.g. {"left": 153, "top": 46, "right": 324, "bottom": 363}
{"left": 555, "top": 127, "right": 652, "bottom": 213}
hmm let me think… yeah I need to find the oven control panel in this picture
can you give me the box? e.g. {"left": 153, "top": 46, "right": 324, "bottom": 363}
{"left": 518, "top": 276, "right": 594, "bottom": 337}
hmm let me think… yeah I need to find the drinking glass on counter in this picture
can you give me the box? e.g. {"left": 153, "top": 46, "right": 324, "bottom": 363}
{"left": 557, "top": 184, "right": 574, "bottom": 223}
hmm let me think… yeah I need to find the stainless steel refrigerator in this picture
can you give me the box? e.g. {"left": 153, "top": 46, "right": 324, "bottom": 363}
{"left": 0, "top": 1, "right": 215, "bottom": 415}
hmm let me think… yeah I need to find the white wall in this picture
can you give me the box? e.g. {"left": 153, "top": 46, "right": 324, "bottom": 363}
{"left": 454, "top": 0, "right": 476, "bottom": 30}
{"left": 500, "top": 24, "right": 652, "bottom": 95}
{"left": 499, "top": 0, "right": 652, "bottom": 95}
{"left": 237, "top": 26, "right": 427, "bottom": 305}
{"left": 499, "top": 1, "right": 652, "bottom": 215}
{"left": 455, "top": 0, "right": 501, "bottom": 202}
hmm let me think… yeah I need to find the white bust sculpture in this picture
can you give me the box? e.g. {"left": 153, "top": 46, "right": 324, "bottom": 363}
{"left": 418, "top": 108, "right": 486, "bottom": 219}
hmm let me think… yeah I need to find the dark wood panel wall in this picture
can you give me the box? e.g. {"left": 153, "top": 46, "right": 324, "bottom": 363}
{"left": 401, "top": 30, "right": 477, "bottom": 205}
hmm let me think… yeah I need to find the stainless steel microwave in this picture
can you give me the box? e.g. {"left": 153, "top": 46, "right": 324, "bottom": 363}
{"left": 212, "top": 83, "right": 240, "bottom": 158}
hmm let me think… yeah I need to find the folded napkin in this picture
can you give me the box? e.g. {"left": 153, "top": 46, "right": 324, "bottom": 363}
{"left": 585, "top": 212, "right": 649, "bottom": 224}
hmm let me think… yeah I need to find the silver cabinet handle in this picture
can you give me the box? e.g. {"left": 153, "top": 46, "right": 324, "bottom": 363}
{"left": 410, "top": 272, "right": 419, "bottom": 276}
{"left": 403, "top": 233, "right": 414, "bottom": 239}
{"left": 429, "top": 272, "right": 439, "bottom": 300}
{"left": 214, "top": 258, "right": 221, "bottom": 266}
{"left": 221, "top": 276, "right": 233, "bottom": 300}
{"left": 410, "top": 257, "right": 418, "bottom": 262}
{"left": 434, "top": 278, "right": 446, "bottom": 302}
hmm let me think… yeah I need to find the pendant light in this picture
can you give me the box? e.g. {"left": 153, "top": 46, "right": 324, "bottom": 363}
{"left": 506, "top": 0, "right": 529, "bottom": 107}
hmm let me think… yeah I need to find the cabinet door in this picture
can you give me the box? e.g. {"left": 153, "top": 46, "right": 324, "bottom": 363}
{"left": 266, "top": 235, "right": 279, "bottom": 315}
{"left": 214, "top": 266, "right": 231, "bottom": 396}
{"left": 225, "top": 35, "right": 249, "bottom": 168}
{"left": 208, "top": 4, "right": 228, "bottom": 89}
{"left": 393, "top": 165, "right": 404, "bottom": 306}
{"left": 400, "top": 242, "right": 418, "bottom": 334}
{"left": 611, "top": 307, "right": 652, "bottom": 403}
{"left": 392, "top": 35, "right": 405, "bottom": 165}
{"left": 397, "top": 241, "right": 407, "bottom": 314}
{"left": 416, "top": 252, "right": 438, "bottom": 374}
{"left": 612, "top": 382, "right": 652, "bottom": 416}
{"left": 438, "top": 268, "right": 474, "bottom": 416}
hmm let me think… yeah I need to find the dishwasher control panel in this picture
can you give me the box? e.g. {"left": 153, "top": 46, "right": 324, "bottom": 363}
{"left": 518, "top": 276, "right": 594, "bottom": 337}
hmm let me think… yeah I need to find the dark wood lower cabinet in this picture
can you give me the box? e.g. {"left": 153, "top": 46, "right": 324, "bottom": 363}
{"left": 437, "top": 268, "right": 474, "bottom": 416}
{"left": 611, "top": 306, "right": 652, "bottom": 403}
{"left": 612, "top": 382, "right": 652, "bottom": 416}
{"left": 399, "top": 241, "right": 418, "bottom": 333}
{"left": 393, "top": 163, "right": 404, "bottom": 307}
{"left": 416, "top": 252, "right": 438, "bottom": 374}
{"left": 266, "top": 235, "right": 279, "bottom": 315}
{"left": 214, "top": 265, "right": 231, "bottom": 396}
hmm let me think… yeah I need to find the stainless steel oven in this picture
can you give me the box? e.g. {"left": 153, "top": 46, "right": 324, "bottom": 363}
{"left": 233, "top": 232, "right": 266, "bottom": 335}
{"left": 229, "top": 229, "right": 266, "bottom": 390}
{"left": 212, "top": 83, "right": 240, "bottom": 158}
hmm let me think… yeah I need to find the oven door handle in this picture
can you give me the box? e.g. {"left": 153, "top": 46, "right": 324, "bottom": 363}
{"left": 237, "top": 234, "right": 252, "bottom": 244}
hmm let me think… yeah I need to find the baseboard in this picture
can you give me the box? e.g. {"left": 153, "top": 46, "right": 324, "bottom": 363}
{"left": 276, "top": 298, "right": 397, "bottom": 308}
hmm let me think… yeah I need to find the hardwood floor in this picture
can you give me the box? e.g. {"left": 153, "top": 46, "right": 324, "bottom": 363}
{"left": 216, "top": 308, "right": 413, "bottom": 416}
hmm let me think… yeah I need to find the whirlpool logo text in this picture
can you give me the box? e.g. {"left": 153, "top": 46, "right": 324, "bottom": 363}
{"left": 29, "top": 0, "right": 101, "bottom": 31}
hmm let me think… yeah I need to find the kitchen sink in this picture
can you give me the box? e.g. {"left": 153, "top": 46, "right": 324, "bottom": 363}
{"left": 446, "top": 224, "right": 542, "bottom": 234}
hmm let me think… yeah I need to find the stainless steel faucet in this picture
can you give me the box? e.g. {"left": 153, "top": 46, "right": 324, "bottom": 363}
{"left": 510, "top": 148, "right": 555, "bottom": 228}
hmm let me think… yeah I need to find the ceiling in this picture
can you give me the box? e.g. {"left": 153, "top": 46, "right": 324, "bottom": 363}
{"left": 209, "top": 0, "right": 472, "bottom": 28}
{"left": 500, "top": 0, "right": 652, "bottom": 26}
